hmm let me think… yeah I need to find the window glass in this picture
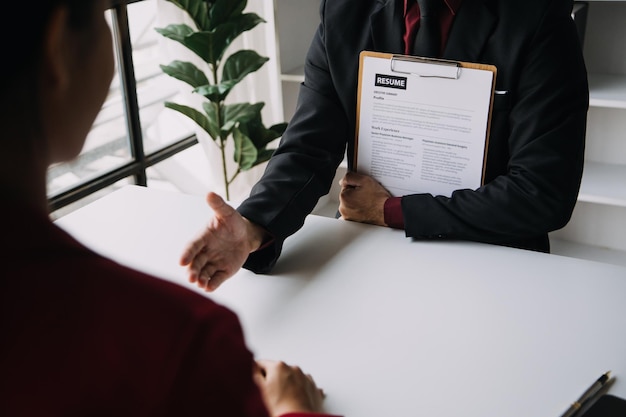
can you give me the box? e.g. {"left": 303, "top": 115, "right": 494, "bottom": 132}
{"left": 46, "top": 1, "right": 196, "bottom": 200}
{"left": 47, "top": 9, "right": 132, "bottom": 198}
{"left": 129, "top": 0, "right": 194, "bottom": 154}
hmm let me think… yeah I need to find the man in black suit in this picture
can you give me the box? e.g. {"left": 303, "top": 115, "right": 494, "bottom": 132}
{"left": 181, "top": 0, "right": 588, "bottom": 290}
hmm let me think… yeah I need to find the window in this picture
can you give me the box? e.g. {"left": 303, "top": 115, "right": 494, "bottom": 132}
{"left": 48, "top": 0, "right": 198, "bottom": 217}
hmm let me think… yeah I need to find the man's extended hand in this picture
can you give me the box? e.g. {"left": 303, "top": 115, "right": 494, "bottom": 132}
{"left": 179, "top": 192, "right": 268, "bottom": 292}
{"left": 338, "top": 171, "right": 391, "bottom": 226}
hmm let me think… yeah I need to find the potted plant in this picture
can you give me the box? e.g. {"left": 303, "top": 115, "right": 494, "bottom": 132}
{"left": 155, "top": 0, "right": 286, "bottom": 200}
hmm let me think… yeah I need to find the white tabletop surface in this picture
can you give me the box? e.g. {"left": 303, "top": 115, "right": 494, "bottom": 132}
{"left": 56, "top": 185, "right": 626, "bottom": 417}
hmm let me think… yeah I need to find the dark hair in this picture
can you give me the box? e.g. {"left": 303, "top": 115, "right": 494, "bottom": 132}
{"left": 3, "top": 0, "right": 98, "bottom": 82}
{"left": 0, "top": 0, "right": 100, "bottom": 132}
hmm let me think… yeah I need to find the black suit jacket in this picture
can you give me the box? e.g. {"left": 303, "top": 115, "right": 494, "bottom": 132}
{"left": 239, "top": 0, "right": 589, "bottom": 273}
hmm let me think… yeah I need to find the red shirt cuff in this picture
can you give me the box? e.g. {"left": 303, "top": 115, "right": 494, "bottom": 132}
{"left": 256, "top": 233, "right": 275, "bottom": 252}
{"left": 384, "top": 197, "right": 404, "bottom": 229}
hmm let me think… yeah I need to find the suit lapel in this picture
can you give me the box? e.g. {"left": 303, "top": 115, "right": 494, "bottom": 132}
{"left": 370, "top": 0, "right": 405, "bottom": 54}
{"left": 443, "top": 0, "right": 496, "bottom": 62}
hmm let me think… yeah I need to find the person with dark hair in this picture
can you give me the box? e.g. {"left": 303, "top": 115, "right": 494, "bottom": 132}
{"left": 0, "top": 1, "right": 337, "bottom": 416}
{"left": 181, "top": 0, "right": 588, "bottom": 292}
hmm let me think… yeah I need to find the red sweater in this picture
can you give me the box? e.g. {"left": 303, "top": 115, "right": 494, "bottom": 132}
{"left": 0, "top": 203, "right": 338, "bottom": 417}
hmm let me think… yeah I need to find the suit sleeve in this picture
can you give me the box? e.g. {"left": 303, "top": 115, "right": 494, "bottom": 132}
{"left": 401, "top": 0, "right": 588, "bottom": 249}
{"left": 238, "top": 0, "right": 348, "bottom": 273}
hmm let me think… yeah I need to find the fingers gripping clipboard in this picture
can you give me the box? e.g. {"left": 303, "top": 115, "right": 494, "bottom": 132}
{"left": 354, "top": 51, "right": 497, "bottom": 198}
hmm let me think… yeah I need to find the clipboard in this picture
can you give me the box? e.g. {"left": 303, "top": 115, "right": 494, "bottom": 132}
{"left": 354, "top": 51, "right": 497, "bottom": 198}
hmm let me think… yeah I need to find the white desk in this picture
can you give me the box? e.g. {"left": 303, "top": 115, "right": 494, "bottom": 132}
{"left": 56, "top": 185, "right": 626, "bottom": 417}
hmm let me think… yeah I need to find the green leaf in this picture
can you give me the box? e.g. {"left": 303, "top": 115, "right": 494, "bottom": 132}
{"left": 159, "top": 14, "right": 264, "bottom": 65}
{"left": 183, "top": 27, "right": 233, "bottom": 64}
{"left": 194, "top": 14, "right": 265, "bottom": 64}
{"left": 208, "top": 0, "right": 247, "bottom": 30}
{"left": 164, "top": 0, "right": 209, "bottom": 31}
{"left": 202, "top": 102, "right": 221, "bottom": 140}
{"left": 223, "top": 13, "right": 265, "bottom": 47}
{"left": 222, "top": 50, "right": 269, "bottom": 84}
{"left": 268, "top": 122, "right": 288, "bottom": 138}
{"left": 233, "top": 126, "right": 258, "bottom": 171}
{"left": 241, "top": 117, "right": 286, "bottom": 150}
{"left": 160, "top": 61, "right": 209, "bottom": 89}
{"left": 165, "top": 101, "right": 219, "bottom": 140}
{"left": 192, "top": 50, "right": 269, "bottom": 101}
{"left": 235, "top": 121, "right": 279, "bottom": 168}
{"left": 221, "top": 102, "right": 264, "bottom": 133}
{"left": 155, "top": 23, "right": 194, "bottom": 44}
{"left": 255, "top": 148, "right": 276, "bottom": 165}
{"left": 194, "top": 80, "right": 238, "bottom": 102}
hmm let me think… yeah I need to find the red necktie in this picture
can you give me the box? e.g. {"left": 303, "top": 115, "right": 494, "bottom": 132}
{"left": 412, "top": 0, "right": 442, "bottom": 57}
{"left": 403, "top": 0, "right": 420, "bottom": 55}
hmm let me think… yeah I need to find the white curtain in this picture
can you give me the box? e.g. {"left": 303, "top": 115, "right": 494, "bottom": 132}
{"left": 230, "top": 0, "right": 283, "bottom": 125}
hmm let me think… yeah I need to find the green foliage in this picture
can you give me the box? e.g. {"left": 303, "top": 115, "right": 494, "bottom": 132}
{"left": 156, "top": 0, "right": 281, "bottom": 200}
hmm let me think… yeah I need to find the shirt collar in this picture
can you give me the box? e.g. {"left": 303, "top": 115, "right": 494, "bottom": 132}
{"left": 445, "top": 0, "right": 463, "bottom": 15}
{"left": 404, "top": 0, "right": 464, "bottom": 15}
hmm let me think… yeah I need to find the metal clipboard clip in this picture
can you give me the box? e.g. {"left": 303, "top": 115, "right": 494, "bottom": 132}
{"left": 390, "top": 55, "right": 461, "bottom": 79}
